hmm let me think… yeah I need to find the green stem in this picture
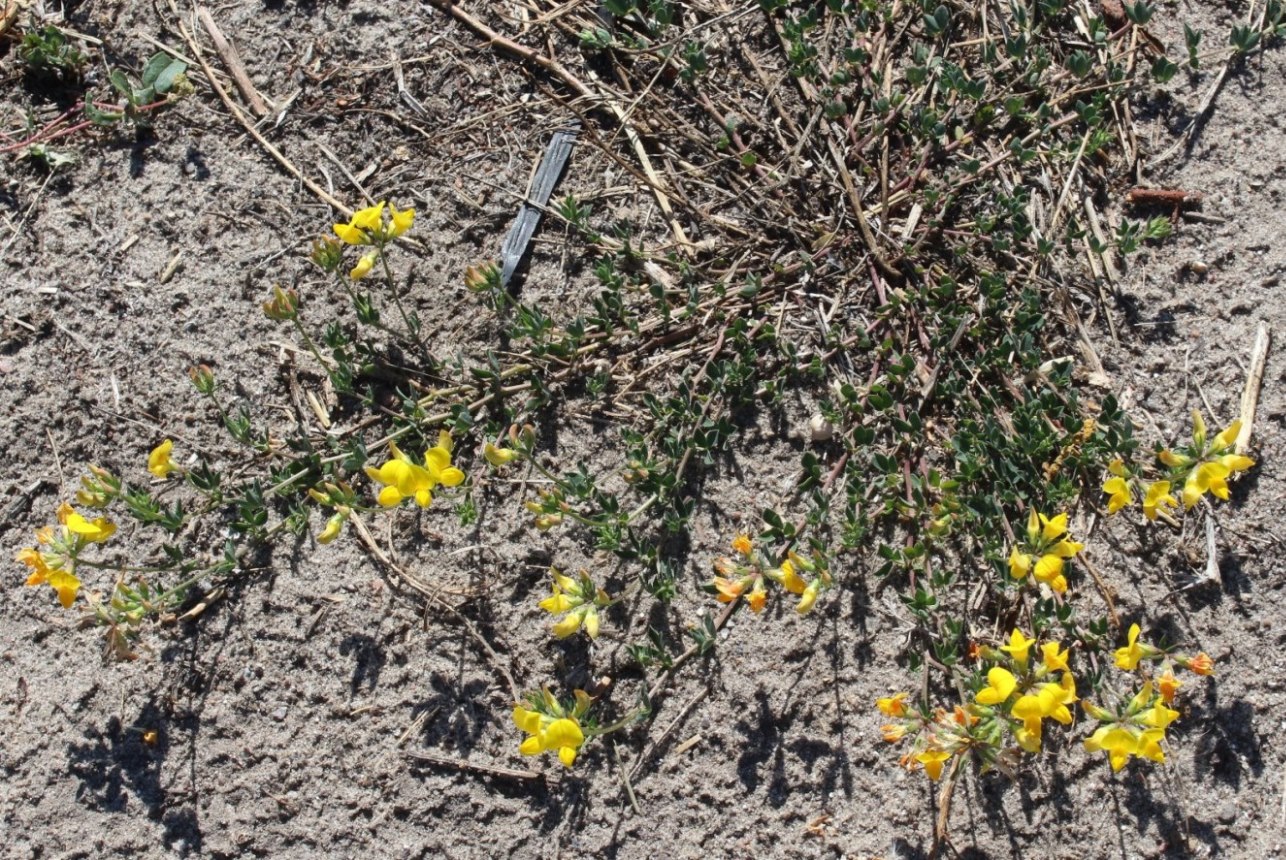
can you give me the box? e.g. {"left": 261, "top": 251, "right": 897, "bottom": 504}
{"left": 290, "top": 316, "right": 332, "bottom": 372}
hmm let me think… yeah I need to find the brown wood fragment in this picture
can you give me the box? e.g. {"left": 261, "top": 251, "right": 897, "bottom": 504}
{"left": 197, "top": 7, "right": 269, "bottom": 117}
{"left": 1101, "top": 0, "right": 1127, "bottom": 29}
{"left": 1126, "top": 187, "right": 1204, "bottom": 208}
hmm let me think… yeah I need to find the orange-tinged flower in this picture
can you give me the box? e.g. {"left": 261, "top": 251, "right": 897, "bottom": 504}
{"left": 1114, "top": 623, "right": 1146, "bottom": 671}
{"left": 1187, "top": 652, "right": 1214, "bottom": 676}
{"left": 876, "top": 692, "right": 909, "bottom": 717}
{"left": 1157, "top": 669, "right": 1182, "bottom": 703}
{"left": 976, "top": 667, "right": 1017, "bottom": 705}
{"left": 731, "top": 534, "right": 753, "bottom": 557}
{"left": 713, "top": 577, "right": 746, "bottom": 603}
{"left": 881, "top": 723, "right": 907, "bottom": 742}
{"left": 746, "top": 580, "right": 768, "bottom": 614}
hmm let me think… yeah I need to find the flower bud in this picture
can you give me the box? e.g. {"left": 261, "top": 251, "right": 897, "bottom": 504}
{"left": 189, "top": 364, "right": 216, "bottom": 394}
{"left": 262, "top": 285, "right": 300, "bottom": 321}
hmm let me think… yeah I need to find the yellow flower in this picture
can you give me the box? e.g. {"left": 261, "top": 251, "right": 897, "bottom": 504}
{"left": 389, "top": 202, "right": 415, "bottom": 237}
{"left": 334, "top": 202, "right": 385, "bottom": 245}
{"left": 349, "top": 252, "right": 377, "bottom": 280}
{"left": 1143, "top": 481, "right": 1178, "bottom": 521}
{"left": 731, "top": 534, "right": 753, "bottom": 557}
{"left": 64, "top": 510, "right": 116, "bottom": 543}
{"left": 1040, "top": 641, "right": 1070, "bottom": 673}
{"left": 333, "top": 201, "right": 415, "bottom": 245}
{"left": 975, "top": 667, "right": 1017, "bottom": 705}
{"left": 513, "top": 708, "right": 585, "bottom": 768}
{"left": 776, "top": 558, "right": 808, "bottom": 594}
{"left": 365, "top": 444, "right": 435, "bottom": 507}
{"left": 914, "top": 747, "right": 952, "bottom": 781}
{"left": 746, "top": 579, "right": 768, "bottom": 613}
{"left": 552, "top": 612, "right": 583, "bottom": 639}
{"left": 148, "top": 440, "right": 176, "bottom": 478}
{"left": 1012, "top": 674, "right": 1077, "bottom": 749}
{"left": 1008, "top": 548, "right": 1032, "bottom": 580}
{"left": 364, "top": 433, "right": 465, "bottom": 507}
{"left": 539, "top": 569, "right": 608, "bottom": 639}
{"left": 424, "top": 431, "right": 467, "bottom": 488}
{"left": 1084, "top": 725, "right": 1141, "bottom": 771}
{"left": 876, "top": 692, "right": 910, "bottom": 717}
{"left": 796, "top": 578, "right": 822, "bottom": 614}
{"left": 1211, "top": 418, "right": 1240, "bottom": 452}
{"left": 1103, "top": 473, "right": 1132, "bottom": 514}
{"left": 1157, "top": 669, "right": 1182, "bottom": 703}
{"left": 317, "top": 513, "right": 345, "bottom": 544}
{"left": 1114, "top": 623, "right": 1146, "bottom": 671}
{"left": 1143, "top": 702, "right": 1180, "bottom": 730}
{"left": 1000, "top": 629, "right": 1036, "bottom": 665}
{"left": 484, "top": 442, "right": 521, "bottom": 467}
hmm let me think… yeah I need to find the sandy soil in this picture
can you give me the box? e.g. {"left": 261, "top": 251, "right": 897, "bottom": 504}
{"left": 2, "top": 2, "right": 1284, "bottom": 858}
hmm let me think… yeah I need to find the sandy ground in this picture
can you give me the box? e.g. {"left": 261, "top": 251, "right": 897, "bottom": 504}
{"left": 3, "top": 2, "right": 1285, "bottom": 858}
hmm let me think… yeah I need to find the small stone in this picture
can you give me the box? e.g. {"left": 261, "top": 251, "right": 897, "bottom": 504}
{"left": 1217, "top": 802, "right": 1237, "bottom": 824}
{"left": 271, "top": 706, "right": 288, "bottom": 721}
{"left": 808, "top": 414, "right": 834, "bottom": 441}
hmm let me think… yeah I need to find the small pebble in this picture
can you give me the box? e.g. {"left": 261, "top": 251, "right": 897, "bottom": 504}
{"left": 808, "top": 414, "right": 834, "bottom": 441}
{"left": 271, "top": 706, "right": 288, "bottom": 721}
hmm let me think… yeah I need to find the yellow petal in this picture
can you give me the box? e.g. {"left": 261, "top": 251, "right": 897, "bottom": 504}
{"left": 376, "top": 486, "right": 404, "bottom": 507}
{"left": 1008, "top": 549, "right": 1032, "bottom": 579}
{"left": 389, "top": 203, "right": 415, "bottom": 237}
{"left": 552, "top": 612, "right": 582, "bottom": 639}
{"left": 351, "top": 202, "right": 386, "bottom": 232}
{"left": 438, "top": 467, "right": 466, "bottom": 488}
{"left": 333, "top": 222, "right": 367, "bottom": 245}
{"left": 148, "top": 439, "right": 175, "bottom": 478}
{"left": 350, "top": 252, "right": 376, "bottom": 280}
{"left": 1040, "top": 513, "right": 1068, "bottom": 542}
{"left": 1033, "top": 554, "right": 1064, "bottom": 584}
{"left": 1211, "top": 420, "right": 1241, "bottom": 452}
{"left": 519, "top": 736, "right": 543, "bottom": 756}
{"left": 512, "top": 707, "right": 542, "bottom": 734}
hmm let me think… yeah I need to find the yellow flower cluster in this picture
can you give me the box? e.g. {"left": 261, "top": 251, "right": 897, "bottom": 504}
{"left": 1080, "top": 623, "right": 1212, "bottom": 771}
{"left": 878, "top": 629, "right": 1076, "bottom": 780}
{"left": 537, "top": 568, "right": 612, "bottom": 639}
{"left": 512, "top": 688, "right": 594, "bottom": 768}
{"left": 1103, "top": 411, "right": 1254, "bottom": 521}
{"left": 18, "top": 502, "right": 116, "bottom": 608}
{"left": 333, "top": 200, "right": 414, "bottom": 246}
{"left": 1007, "top": 510, "right": 1083, "bottom": 594}
{"left": 710, "top": 535, "right": 831, "bottom": 615}
{"left": 364, "top": 432, "right": 465, "bottom": 508}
